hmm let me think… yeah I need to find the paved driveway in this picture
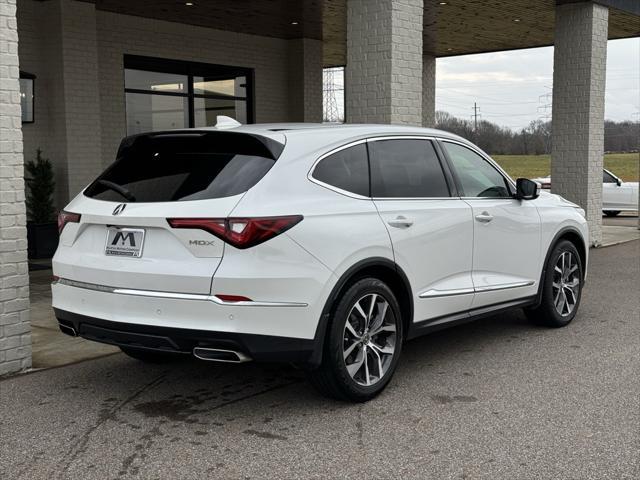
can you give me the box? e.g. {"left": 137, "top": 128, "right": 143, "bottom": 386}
{"left": 1, "top": 241, "right": 638, "bottom": 480}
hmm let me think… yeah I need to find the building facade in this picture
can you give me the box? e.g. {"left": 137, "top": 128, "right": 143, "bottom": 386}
{"left": 0, "top": 0, "right": 638, "bottom": 376}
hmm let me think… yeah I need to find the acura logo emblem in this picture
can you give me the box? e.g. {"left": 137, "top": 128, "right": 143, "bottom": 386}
{"left": 112, "top": 203, "right": 126, "bottom": 216}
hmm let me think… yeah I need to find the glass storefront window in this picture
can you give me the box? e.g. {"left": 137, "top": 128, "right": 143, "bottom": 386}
{"left": 125, "top": 69, "right": 188, "bottom": 93}
{"left": 125, "top": 93, "right": 188, "bottom": 135}
{"left": 193, "top": 76, "right": 246, "bottom": 97}
{"left": 124, "top": 56, "right": 253, "bottom": 135}
{"left": 194, "top": 97, "right": 247, "bottom": 127}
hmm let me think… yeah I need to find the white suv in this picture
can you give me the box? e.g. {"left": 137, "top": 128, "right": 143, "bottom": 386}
{"left": 52, "top": 124, "right": 588, "bottom": 401}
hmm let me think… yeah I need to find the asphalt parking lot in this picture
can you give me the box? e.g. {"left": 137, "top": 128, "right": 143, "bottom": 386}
{"left": 1, "top": 240, "right": 638, "bottom": 480}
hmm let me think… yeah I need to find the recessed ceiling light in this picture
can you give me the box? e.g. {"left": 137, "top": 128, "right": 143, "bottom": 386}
{"left": 291, "top": 21, "right": 299, "bottom": 25}
{"left": 185, "top": 2, "right": 194, "bottom": 6}
{"left": 447, "top": 47, "right": 453, "bottom": 51}
{"left": 439, "top": 2, "right": 448, "bottom": 5}
{"left": 513, "top": 18, "right": 521, "bottom": 22}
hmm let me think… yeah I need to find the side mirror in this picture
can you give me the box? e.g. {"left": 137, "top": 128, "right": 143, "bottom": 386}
{"left": 616, "top": 178, "right": 622, "bottom": 186}
{"left": 515, "top": 178, "right": 540, "bottom": 200}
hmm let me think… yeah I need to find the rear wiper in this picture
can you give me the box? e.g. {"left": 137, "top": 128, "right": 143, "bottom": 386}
{"left": 97, "top": 179, "right": 136, "bottom": 202}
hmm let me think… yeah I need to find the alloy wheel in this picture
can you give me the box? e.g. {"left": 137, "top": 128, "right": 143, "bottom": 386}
{"left": 342, "top": 293, "right": 397, "bottom": 386}
{"left": 552, "top": 251, "right": 580, "bottom": 317}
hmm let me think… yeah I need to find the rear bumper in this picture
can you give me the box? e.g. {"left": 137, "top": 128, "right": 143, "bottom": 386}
{"left": 55, "top": 308, "right": 315, "bottom": 363}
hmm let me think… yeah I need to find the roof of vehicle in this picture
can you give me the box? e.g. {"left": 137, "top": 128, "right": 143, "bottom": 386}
{"left": 196, "top": 122, "right": 473, "bottom": 146}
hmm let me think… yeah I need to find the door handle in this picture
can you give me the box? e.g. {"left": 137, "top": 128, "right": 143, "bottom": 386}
{"left": 475, "top": 211, "right": 494, "bottom": 223}
{"left": 387, "top": 215, "right": 413, "bottom": 229}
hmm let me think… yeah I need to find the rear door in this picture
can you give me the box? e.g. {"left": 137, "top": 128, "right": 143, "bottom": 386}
{"left": 54, "top": 131, "right": 282, "bottom": 294}
{"left": 370, "top": 137, "right": 475, "bottom": 323}
{"left": 440, "top": 140, "right": 541, "bottom": 309}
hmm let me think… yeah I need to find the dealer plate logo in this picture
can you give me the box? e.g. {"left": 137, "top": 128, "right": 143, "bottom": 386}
{"left": 105, "top": 227, "right": 145, "bottom": 257}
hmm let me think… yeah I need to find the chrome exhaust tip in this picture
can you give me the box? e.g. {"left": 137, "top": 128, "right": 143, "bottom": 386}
{"left": 58, "top": 322, "right": 77, "bottom": 337}
{"left": 193, "top": 347, "right": 252, "bottom": 363}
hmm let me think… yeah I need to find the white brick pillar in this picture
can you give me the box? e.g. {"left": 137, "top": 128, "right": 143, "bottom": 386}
{"left": 422, "top": 54, "right": 435, "bottom": 127}
{"left": 551, "top": 2, "right": 608, "bottom": 246}
{"left": 1, "top": 0, "right": 32, "bottom": 376}
{"left": 288, "top": 38, "right": 323, "bottom": 122}
{"left": 345, "top": 0, "right": 423, "bottom": 125}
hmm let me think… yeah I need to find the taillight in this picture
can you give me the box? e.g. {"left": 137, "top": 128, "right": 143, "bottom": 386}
{"left": 167, "top": 215, "right": 303, "bottom": 249}
{"left": 57, "top": 211, "right": 81, "bottom": 234}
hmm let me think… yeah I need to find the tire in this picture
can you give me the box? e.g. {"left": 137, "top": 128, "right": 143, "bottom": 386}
{"left": 525, "top": 239, "right": 583, "bottom": 328}
{"left": 604, "top": 210, "right": 620, "bottom": 217}
{"left": 120, "top": 346, "right": 181, "bottom": 363}
{"left": 307, "top": 278, "right": 404, "bottom": 402}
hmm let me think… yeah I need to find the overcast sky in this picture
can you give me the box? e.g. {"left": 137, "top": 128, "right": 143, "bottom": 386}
{"left": 435, "top": 37, "right": 639, "bottom": 131}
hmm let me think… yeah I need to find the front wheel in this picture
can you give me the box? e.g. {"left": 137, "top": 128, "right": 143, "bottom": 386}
{"left": 307, "top": 278, "right": 404, "bottom": 402}
{"left": 525, "top": 240, "right": 583, "bottom": 327}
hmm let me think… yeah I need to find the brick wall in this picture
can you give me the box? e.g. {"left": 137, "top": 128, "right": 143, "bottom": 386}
{"left": 346, "top": 0, "right": 423, "bottom": 125}
{"left": 17, "top": 0, "right": 70, "bottom": 210}
{"left": 287, "top": 38, "right": 323, "bottom": 122}
{"left": 1, "top": 0, "right": 32, "bottom": 376}
{"left": 551, "top": 2, "right": 608, "bottom": 246}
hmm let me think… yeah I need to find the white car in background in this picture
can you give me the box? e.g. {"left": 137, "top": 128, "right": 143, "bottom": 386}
{"left": 533, "top": 169, "right": 638, "bottom": 216}
{"left": 52, "top": 123, "right": 589, "bottom": 402}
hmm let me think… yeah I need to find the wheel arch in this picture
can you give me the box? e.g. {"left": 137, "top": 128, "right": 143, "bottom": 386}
{"left": 308, "top": 257, "right": 413, "bottom": 367}
{"left": 534, "top": 226, "right": 587, "bottom": 307}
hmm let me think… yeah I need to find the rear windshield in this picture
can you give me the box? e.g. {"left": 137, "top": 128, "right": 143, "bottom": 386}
{"left": 84, "top": 131, "right": 283, "bottom": 202}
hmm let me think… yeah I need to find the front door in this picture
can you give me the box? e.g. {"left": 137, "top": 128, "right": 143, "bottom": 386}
{"left": 369, "top": 138, "right": 475, "bottom": 323}
{"left": 440, "top": 141, "right": 541, "bottom": 309}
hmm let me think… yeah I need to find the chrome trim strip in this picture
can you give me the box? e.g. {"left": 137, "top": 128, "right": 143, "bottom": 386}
{"left": 419, "top": 287, "right": 475, "bottom": 298}
{"left": 53, "top": 278, "right": 308, "bottom": 307}
{"left": 474, "top": 281, "right": 535, "bottom": 293}
{"left": 419, "top": 281, "right": 535, "bottom": 298}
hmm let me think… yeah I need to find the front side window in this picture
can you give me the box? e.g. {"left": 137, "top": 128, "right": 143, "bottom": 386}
{"left": 603, "top": 170, "right": 617, "bottom": 183}
{"left": 124, "top": 56, "right": 253, "bottom": 135}
{"left": 368, "top": 139, "right": 450, "bottom": 198}
{"left": 442, "top": 142, "right": 511, "bottom": 198}
{"left": 312, "top": 143, "right": 369, "bottom": 197}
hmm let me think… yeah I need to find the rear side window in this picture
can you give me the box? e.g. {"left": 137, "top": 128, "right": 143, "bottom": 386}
{"left": 369, "top": 139, "right": 450, "bottom": 198}
{"left": 312, "top": 143, "right": 369, "bottom": 197}
{"left": 84, "top": 132, "right": 281, "bottom": 202}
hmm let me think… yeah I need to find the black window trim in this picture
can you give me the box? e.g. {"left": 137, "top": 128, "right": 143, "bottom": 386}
{"left": 308, "top": 138, "right": 371, "bottom": 199}
{"left": 438, "top": 138, "right": 516, "bottom": 199}
{"left": 309, "top": 135, "right": 461, "bottom": 200}
{"left": 123, "top": 54, "right": 255, "bottom": 128}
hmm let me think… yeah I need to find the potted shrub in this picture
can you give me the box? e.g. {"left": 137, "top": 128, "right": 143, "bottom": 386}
{"left": 25, "top": 148, "right": 58, "bottom": 259}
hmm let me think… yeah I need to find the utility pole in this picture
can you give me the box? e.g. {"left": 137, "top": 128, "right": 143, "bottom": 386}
{"left": 471, "top": 102, "right": 480, "bottom": 142}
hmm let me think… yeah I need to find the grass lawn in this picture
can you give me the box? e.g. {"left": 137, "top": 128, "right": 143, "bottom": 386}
{"left": 492, "top": 153, "right": 640, "bottom": 182}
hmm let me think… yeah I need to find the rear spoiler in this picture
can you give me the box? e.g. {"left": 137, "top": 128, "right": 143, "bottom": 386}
{"left": 116, "top": 130, "right": 285, "bottom": 161}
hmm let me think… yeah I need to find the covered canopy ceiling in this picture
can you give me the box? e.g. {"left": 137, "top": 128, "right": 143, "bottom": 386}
{"left": 86, "top": 0, "right": 640, "bottom": 66}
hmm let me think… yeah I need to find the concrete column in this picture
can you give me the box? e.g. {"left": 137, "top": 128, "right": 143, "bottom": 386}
{"left": 288, "top": 38, "right": 323, "bottom": 122}
{"left": 0, "top": 0, "right": 32, "bottom": 376}
{"left": 345, "top": 0, "right": 423, "bottom": 125}
{"left": 551, "top": 2, "right": 608, "bottom": 246}
{"left": 422, "top": 54, "right": 435, "bottom": 127}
